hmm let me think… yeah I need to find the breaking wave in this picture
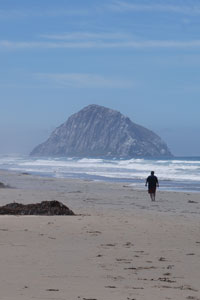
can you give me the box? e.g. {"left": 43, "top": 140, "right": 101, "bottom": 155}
{"left": 0, "top": 155, "right": 200, "bottom": 192}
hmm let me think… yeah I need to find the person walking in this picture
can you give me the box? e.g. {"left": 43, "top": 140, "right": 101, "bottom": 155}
{"left": 145, "top": 171, "right": 159, "bottom": 201}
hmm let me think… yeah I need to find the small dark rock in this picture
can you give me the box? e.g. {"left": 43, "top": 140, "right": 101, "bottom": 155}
{"left": 188, "top": 200, "right": 198, "bottom": 204}
{"left": 0, "top": 182, "right": 9, "bottom": 188}
{"left": 159, "top": 257, "right": 167, "bottom": 261}
{"left": 0, "top": 200, "right": 75, "bottom": 216}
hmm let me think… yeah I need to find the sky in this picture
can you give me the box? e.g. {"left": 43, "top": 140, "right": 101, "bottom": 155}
{"left": 1, "top": 0, "right": 200, "bottom": 156}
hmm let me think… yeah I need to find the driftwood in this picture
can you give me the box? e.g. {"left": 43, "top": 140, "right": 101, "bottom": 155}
{"left": 0, "top": 200, "right": 75, "bottom": 216}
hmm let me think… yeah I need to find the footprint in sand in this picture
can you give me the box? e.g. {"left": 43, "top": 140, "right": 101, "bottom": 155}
{"left": 167, "top": 265, "right": 174, "bottom": 269}
{"left": 87, "top": 231, "right": 102, "bottom": 236}
{"left": 124, "top": 242, "right": 134, "bottom": 248}
{"left": 124, "top": 266, "right": 157, "bottom": 271}
{"left": 116, "top": 258, "right": 132, "bottom": 264}
{"left": 100, "top": 243, "right": 117, "bottom": 249}
{"left": 158, "top": 277, "right": 176, "bottom": 283}
{"left": 159, "top": 257, "right": 167, "bottom": 261}
{"left": 96, "top": 254, "right": 103, "bottom": 257}
{"left": 154, "top": 284, "right": 198, "bottom": 292}
{"left": 106, "top": 275, "right": 125, "bottom": 281}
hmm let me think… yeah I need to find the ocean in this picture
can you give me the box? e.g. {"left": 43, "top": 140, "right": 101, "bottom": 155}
{"left": 0, "top": 155, "right": 200, "bottom": 193}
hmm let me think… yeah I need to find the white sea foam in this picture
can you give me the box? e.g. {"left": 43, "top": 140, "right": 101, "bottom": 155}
{"left": 1, "top": 155, "right": 200, "bottom": 191}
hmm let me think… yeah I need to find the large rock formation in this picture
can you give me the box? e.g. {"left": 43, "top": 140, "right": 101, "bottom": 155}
{"left": 30, "top": 104, "right": 172, "bottom": 158}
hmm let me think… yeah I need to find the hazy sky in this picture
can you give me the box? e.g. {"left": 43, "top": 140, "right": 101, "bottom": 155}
{"left": 1, "top": 0, "right": 200, "bottom": 156}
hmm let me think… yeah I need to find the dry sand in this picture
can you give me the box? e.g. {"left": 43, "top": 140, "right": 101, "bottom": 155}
{"left": 0, "top": 170, "right": 200, "bottom": 300}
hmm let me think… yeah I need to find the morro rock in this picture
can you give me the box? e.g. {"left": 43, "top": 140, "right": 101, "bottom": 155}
{"left": 30, "top": 104, "right": 172, "bottom": 158}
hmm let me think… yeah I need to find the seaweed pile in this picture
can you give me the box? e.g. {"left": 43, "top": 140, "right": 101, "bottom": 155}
{"left": 0, "top": 200, "right": 75, "bottom": 216}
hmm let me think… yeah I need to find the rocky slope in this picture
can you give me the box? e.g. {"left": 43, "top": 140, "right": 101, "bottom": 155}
{"left": 30, "top": 104, "right": 172, "bottom": 158}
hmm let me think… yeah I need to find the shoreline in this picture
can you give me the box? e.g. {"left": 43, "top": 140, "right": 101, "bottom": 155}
{"left": 1, "top": 169, "right": 200, "bottom": 216}
{"left": 1, "top": 154, "right": 200, "bottom": 193}
{"left": 0, "top": 169, "right": 200, "bottom": 299}
{"left": 1, "top": 167, "right": 200, "bottom": 194}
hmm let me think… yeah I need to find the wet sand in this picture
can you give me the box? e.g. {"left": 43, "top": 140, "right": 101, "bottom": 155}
{"left": 0, "top": 170, "right": 200, "bottom": 300}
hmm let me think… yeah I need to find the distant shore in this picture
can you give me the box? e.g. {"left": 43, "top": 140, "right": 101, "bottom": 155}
{"left": 0, "top": 169, "right": 200, "bottom": 300}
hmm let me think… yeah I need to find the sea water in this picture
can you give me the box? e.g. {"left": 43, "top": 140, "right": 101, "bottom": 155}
{"left": 0, "top": 155, "right": 200, "bottom": 192}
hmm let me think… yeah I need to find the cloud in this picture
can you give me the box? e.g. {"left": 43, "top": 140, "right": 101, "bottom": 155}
{"left": 40, "top": 32, "right": 130, "bottom": 41}
{"left": 1, "top": 38, "right": 200, "bottom": 50}
{"left": 108, "top": 1, "right": 200, "bottom": 15}
{"left": 1, "top": 1, "right": 200, "bottom": 21}
{"left": 35, "top": 73, "right": 133, "bottom": 89}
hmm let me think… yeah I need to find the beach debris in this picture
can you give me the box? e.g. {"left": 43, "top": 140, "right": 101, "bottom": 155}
{"left": 116, "top": 258, "right": 132, "bottom": 263}
{"left": 188, "top": 200, "right": 198, "bottom": 204}
{"left": 0, "top": 200, "right": 75, "bottom": 215}
{"left": 101, "top": 243, "right": 116, "bottom": 247}
{"left": 82, "top": 298, "right": 98, "bottom": 300}
{"left": 87, "top": 231, "right": 102, "bottom": 235}
{"left": 159, "top": 257, "right": 167, "bottom": 261}
{"left": 0, "top": 182, "right": 10, "bottom": 188}
{"left": 154, "top": 284, "right": 198, "bottom": 291}
{"left": 124, "top": 241, "right": 134, "bottom": 247}
{"left": 158, "top": 277, "right": 176, "bottom": 283}
{"left": 167, "top": 265, "right": 174, "bottom": 269}
{"left": 124, "top": 266, "right": 157, "bottom": 271}
{"left": 82, "top": 297, "right": 97, "bottom": 300}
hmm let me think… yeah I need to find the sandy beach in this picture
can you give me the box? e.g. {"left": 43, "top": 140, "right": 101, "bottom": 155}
{"left": 0, "top": 170, "right": 200, "bottom": 300}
